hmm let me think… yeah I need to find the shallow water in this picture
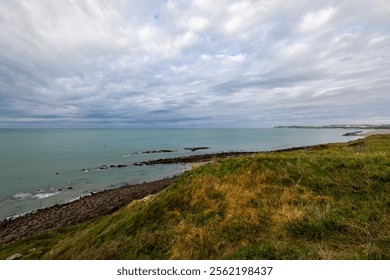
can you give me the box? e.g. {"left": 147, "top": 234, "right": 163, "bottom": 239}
{"left": 0, "top": 128, "right": 358, "bottom": 220}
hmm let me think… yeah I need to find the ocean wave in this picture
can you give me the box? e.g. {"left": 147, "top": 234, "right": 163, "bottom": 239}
{"left": 13, "top": 192, "right": 33, "bottom": 200}
{"left": 10, "top": 190, "right": 62, "bottom": 201}
{"left": 1, "top": 192, "right": 91, "bottom": 222}
{"left": 32, "top": 191, "right": 61, "bottom": 199}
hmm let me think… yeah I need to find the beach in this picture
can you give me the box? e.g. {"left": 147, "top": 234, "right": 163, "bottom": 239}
{"left": 358, "top": 129, "right": 390, "bottom": 136}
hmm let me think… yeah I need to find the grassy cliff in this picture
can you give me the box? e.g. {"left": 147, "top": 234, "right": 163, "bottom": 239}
{"left": 1, "top": 135, "right": 389, "bottom": 259}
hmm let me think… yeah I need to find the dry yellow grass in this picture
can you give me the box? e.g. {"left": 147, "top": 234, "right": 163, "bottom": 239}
{"left": 169, "top": 160, "right": 336, "bottom": 259}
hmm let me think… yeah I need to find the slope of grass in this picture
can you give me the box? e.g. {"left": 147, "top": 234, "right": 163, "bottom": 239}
{"left": 1, "top": 135, "right": 389, "bottom": 259}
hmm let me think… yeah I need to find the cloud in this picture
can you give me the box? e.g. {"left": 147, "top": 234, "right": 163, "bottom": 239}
{"left": 0, "top": 0, "right": 389, "bottom": 128}
{"left": 298, "top": 7, "right": 336, "bottom": 32}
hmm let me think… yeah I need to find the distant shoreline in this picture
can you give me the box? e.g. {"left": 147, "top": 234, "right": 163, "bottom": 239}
{"left": 358, "top": 129, "right": 390, "bottom": 136}
{"left": 274, "top": 124, "right": 390, "bottom": 129}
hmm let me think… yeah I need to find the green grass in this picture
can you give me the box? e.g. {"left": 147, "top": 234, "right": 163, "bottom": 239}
{"left": 1, "top": 135, "right": 389, "bottom": 259}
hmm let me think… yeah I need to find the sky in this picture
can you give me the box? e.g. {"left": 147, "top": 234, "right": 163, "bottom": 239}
{"left": 0, "top": 0, "right": 389, "bottom": 128}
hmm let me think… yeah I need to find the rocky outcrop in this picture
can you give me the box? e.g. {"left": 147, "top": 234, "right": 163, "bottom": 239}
{"left": 343, "top": 131, "right": 363, "bottom": 136}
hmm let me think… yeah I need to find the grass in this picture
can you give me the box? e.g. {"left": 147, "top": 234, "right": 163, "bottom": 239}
{"left": 0, "top": 134, "right": 389, "bottom": 259}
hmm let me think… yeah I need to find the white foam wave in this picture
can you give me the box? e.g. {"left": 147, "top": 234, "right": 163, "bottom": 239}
{"left": 13, "top": 192, "right": 33, "bottom": 200}
{"left": 10, "top": 190, "right": 62, "bottom": 201}
{"left": 32, "top": 191, "right": 61, "bottom": 199}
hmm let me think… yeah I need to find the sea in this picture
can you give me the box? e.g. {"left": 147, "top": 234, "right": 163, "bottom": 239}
{"left": 0, "top": 128, "right": 360, "bottom": 221}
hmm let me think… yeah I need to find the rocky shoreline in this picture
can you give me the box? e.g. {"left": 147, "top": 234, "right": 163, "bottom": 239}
{"left": 0, "top": 177, "right": 177, "bottom": 245}
{"left": 0, "top": 144, "right": 332, "bottom": 246}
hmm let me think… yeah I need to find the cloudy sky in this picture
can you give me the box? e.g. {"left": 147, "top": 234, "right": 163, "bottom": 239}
{"left": 0, "top": 0, "right": 389, "bottom": 128}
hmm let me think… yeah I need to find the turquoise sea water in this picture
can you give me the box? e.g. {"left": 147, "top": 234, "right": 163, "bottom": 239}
{"left": 0, "top": 128, "right": 359, "bottom": 220}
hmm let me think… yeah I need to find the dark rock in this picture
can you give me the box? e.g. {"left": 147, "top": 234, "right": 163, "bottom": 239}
{"left": 161, "top": 149, "right": 177, "bottom": 153}
{"left": 184, "top": 147, "right": 209, "bottom": 152}
{"left": 142, "top": 149, "right": 177, "bottom": 154}
{"left": 343, "top": 131, "right": 363, "bottom": 136}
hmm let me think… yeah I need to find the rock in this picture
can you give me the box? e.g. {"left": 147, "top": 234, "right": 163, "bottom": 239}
{"left": 343, "top": 131, "right": 363, "bottom": 136}
{"left": 6, "top": 253, "right": 22, "bottom": 260}
{"left": 142, "top": 149, "right": 177, "bottom": 154}
{"left": 184, "top": 147, "right": 209, "bottom": 152}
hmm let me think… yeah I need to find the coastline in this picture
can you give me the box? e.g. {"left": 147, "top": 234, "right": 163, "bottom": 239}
{"left": 0, "top": 146, "right": 314, "bottom": 245}
{"left": 2, "top": 133, "right": 388, "bottom": 246}
{"left": 358, "top": 129, "right": 390, "bottom": 136}
{"left": 0, "top": 177, "right": 177, "bottom": 245}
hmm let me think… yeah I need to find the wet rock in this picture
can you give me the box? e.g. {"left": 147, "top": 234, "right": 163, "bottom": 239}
{"left": 142, "top": 149, "right": 177, "bottom": 154}
{"left": 343, "top": 131, "right": 363, "bottom": 136}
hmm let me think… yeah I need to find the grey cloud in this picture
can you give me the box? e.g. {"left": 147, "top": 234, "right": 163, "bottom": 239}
{"left": 0, "top": 0, "right": 389, "bottom": 128}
